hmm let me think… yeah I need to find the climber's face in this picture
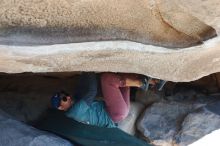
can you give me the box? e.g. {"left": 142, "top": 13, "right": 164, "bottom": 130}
{"left": 58, "top": 96, "right": 74, "bottom": 111}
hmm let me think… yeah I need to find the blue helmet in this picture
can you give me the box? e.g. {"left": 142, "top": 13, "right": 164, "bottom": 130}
{"left": 51, "top": 91, "right": 69, "bottom": 109}
{"left": 50, "top": 92, "right": 62, "bottom": 109}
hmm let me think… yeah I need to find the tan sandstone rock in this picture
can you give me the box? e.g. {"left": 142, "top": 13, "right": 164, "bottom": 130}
{"left": 0, "top": 0, "right": 216, "bottom": 47}
{"left": 0, "top": 0, "right": 220, "bottom": 82}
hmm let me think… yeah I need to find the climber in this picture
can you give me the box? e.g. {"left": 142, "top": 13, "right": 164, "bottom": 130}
{"left": 50, "top": 72, "right": 166, "bottom": 128}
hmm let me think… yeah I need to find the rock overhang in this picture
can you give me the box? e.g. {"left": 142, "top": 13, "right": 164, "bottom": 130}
{"left": 0, "top": 0, "right": 220, "bottom": 82}
{"left": 1, "top": 38, "right": 220, "bottom": 82}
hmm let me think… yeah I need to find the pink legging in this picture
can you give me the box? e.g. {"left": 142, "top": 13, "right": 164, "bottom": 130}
{"left": 101, "top": 72, "right": 140, "bottom": 122}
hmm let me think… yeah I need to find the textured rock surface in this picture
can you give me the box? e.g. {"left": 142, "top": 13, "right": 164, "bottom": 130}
{"left": 175, "top": 0, "right": 220, "bottom": 35}
{"left": 137, "top": 94, "right": 220, "bottom": 146}
{"left": 0, "top": 0, "right": 216, "bottom": 47}
{"left": 175, "top": 107, "right": 220, "bottom": 146}
{"left": 0, "top": 109, "right": 72, "bottom": 146}
{"left": 137, "top": 101, "right": 193, "bottom": 146}
{"left": 135, "top": 90, "right": 162, "bottom": 106}
{"left": 118, "top": 102, "right": 145, "bottom": 135}
{"left": 0, "top": 73, "right": 78, "bottom": 122}
{"left": 0, "top": 0, "right": 220, "bottom": 82}
{"left": 1, "top": 38, "right": 220, "bottom": 82}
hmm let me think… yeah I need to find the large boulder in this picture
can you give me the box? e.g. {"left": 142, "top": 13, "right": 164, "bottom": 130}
{"left": 137, "top": 101, "right": 193, "bottom": 146}
{"left": 0, "top": 0, "right": 220, "bottom": 81}
{"left": 175, "top": 101, "right": 220, "bottom": 146}
{"left": 0, "top": 109, "right": 72, "bottom": 146}
{"left": 0, "top": 0, "right": 216, "bottom": 47}
{"left": 137, "top": 92, "right": 220, "bottom": 146}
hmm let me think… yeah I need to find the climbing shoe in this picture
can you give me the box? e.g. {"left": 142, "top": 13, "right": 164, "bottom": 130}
{"left": 156, "top": 79, "right": 167, "bottom": 91}
{"left": 140, "top": 77, "right": 150, "bottom": 91}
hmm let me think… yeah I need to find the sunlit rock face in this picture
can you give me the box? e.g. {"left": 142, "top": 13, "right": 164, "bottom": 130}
{"left": 0, "top": 0, "right": 220, "bottom": 82}
{"left": 0, "top": 0, "right": 216, "bottom": 47}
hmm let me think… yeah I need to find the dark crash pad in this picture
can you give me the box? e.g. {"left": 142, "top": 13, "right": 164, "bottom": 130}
{"left": 36, "top": 109, "right": 151, "bottom": 146}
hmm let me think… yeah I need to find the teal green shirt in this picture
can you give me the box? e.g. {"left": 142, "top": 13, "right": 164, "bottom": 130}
{"left": 65, "top": 100, "right": 116, "bottom": 128}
